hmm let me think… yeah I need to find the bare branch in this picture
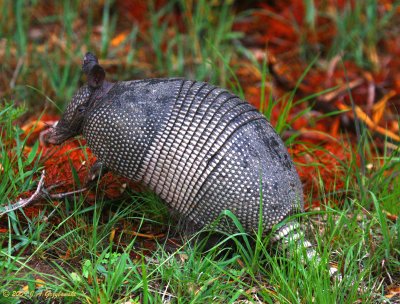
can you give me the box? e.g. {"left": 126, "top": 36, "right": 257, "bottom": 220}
{"left": 0, "top": 170, "right": 46, "bottom": 217}
{"left": 48, "top": 187, "right": 87, "bottom": 199}
{"left": 9, "top": 56, "right": 25, "bottom": 89}
{"left": 0, "top": 170, "right": 88, "bottom": 217}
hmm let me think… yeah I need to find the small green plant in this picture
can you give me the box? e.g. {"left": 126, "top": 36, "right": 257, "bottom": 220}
{"left": 148, "top": 0, "right": 242, "bottom": 86}
{"left": 0, "top": 101, "right": 42, "bottom": 205}
{"left": 303, "top": 1, "right": 399, "bottom": 68}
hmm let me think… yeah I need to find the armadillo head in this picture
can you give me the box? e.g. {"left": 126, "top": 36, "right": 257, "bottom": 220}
{"left": 46, "top": 52, "right": 112, "bottom": 145}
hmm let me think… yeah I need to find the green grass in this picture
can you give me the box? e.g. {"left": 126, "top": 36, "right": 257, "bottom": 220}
{"left": 1, "top": 1, "right": 399, "bottom": 303}
{"left": 271, "top": 0, "right": 400, "bottom": 68}
{"left": 0, "top": 0, "right": 241, "bottom": 111}
{"left": 0, "top": 155, "right": 398, "bottom": 303}
{"left": 0, "top": 102, "right": 43, "bottom": 205}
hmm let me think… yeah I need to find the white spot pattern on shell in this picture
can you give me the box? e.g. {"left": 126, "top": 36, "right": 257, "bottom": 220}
{"left": 81, "top": 79, "right": 303, "bottom": 234}
{"left": 63, "top": 85, "right": 92, "bottom": 122}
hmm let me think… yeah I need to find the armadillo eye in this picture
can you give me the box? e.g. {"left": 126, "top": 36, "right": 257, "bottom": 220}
{"left": 77, "top": 105, "right": 86, "bottom": 113}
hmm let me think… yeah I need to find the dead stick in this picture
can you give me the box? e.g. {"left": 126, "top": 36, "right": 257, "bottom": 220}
{"left": 0, "top": 170, "right": 46, "bottom": 217}
{"left": 9, "top": 56, "right": 25, "bottom": 89}
{"left": 0, "top": 171, "right": 88, "bottom": 217}
{"left": 48, "top": 188, "right": 87, "bottom": 199}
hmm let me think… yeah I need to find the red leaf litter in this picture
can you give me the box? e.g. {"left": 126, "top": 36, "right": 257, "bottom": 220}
{"left": 291, "top": 141, "right": 349, "bottom": 209}
{"left": 15, "top": 106, "right": 350, "bottom": 218}
{"left": 17, "top": 115, "right": 139, "bottom": 210}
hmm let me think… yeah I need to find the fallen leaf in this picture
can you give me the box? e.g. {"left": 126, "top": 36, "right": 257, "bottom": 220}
{"left": 111, "top": 32, "right": 128, "bottom": 47}
{"left": 35, "top": 279, "right": 45, "bottom": 288}
{"left": 179, "top": 253, "right": 188, "bottom": 263}
{"left": 372, "top": 90, "right": 396, "bottom": 125}
{"left": 21, "top": 119, "right": 47, "bottom": 135}
{"left": 124, "top": 230, "right": 165, "bottom": 239}
{"left": 385, "top": 286, "right": 400, "bottom": 299}
{"left": 383, "top": 210, "right": 398, "bottom": 221}
{"left": 109, "top": 228, "right": 116, "bottom": 242}
{"left": 337, "top": 103, "right": 400, "bottom": 142}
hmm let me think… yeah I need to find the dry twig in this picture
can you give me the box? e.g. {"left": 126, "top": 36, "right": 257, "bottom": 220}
{"left": 0, "top": 170, "right": 88, "bottom": 217}
{"left": 0, "top": 170, "right": 46, "bottom": 217}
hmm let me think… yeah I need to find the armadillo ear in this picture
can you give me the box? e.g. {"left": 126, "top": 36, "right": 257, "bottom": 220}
{"left": 82, "top": 52, "right": 105, "bottom": 88}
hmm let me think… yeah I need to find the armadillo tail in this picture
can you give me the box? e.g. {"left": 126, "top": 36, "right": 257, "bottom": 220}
{"left": 271, "top": 221, "right": 341, "bottom": 280}
{"left": 271, "top": 221, "right": 315, "bottom": 259}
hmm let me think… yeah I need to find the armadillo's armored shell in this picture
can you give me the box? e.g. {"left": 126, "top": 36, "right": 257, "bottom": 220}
{"left": 83, "top": 79, "right": 303, "bottom": 233}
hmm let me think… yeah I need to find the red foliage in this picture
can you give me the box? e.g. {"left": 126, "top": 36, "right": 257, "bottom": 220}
{"left": 8, "top": 0, "right": 400, "bottom": 222}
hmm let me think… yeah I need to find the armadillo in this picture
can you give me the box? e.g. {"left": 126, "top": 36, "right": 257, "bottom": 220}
{"left": 46, "top": 53, "right": 337, "bottom": 275}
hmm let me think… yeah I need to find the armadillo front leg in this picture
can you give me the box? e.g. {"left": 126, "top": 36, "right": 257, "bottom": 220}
{"left": 85, "top": 160, "right": 109, "bottom": 187}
